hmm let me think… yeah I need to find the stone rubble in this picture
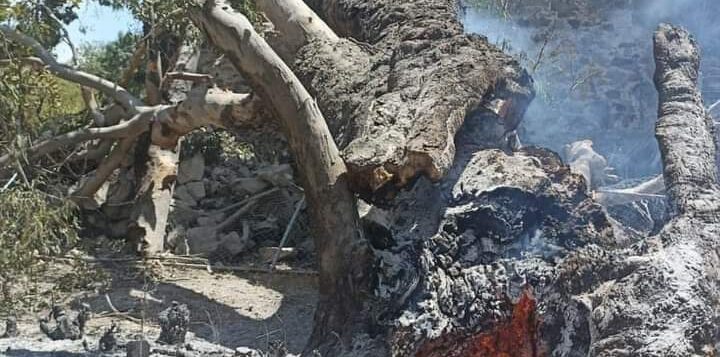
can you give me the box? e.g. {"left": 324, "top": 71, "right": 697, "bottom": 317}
{"left": 169, "top": 155, "right": 307, "bottom": 260}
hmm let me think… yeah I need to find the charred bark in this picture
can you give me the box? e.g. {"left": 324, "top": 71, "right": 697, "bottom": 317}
{"left": 232, "top": 12, "right": 720, "bottom": 356}
{"left": 584, "top": 24, "right": 720, "bottom": 355}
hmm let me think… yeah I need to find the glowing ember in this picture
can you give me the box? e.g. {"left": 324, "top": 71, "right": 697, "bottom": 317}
{"left": 416, "top": 289, "right": 542, "bottom": 357}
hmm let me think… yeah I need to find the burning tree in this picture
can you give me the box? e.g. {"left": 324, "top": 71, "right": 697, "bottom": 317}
{"left": 0, "top": 0, "right": 718, "bottom": 355}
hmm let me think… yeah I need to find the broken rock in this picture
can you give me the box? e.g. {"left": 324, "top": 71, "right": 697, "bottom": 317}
{"left": 177, "top": 153, "right": 205, "bottom": 185}
{"left": 174, "top": 185, "right": 197, "bottom": 207}
{"left": 185, "top": 181, "right": 207, "bottom": 201}
{"left": 256, "top": 164, "right": 293, "bottom": 186}
{"left": 186, "top": 226, "right": 220, "bottom": 255}
{"left": 196, "top": 212, "right": 225, "bottom": 227}
{"left": 220, "top": 224, "right": 254, "bottom": 255}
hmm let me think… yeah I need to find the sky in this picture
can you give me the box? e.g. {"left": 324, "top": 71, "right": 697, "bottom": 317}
{"left": 53, "top": 0, "right": 138, "bottom": 63}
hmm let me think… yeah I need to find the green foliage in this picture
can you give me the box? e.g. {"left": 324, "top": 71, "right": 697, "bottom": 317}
{"left": 0, "top": 0, "right": 86, "bottom": 151}
{"left": 0, "top": 62, "right": 84, "bottom": 148}
{"left": 228, "top": 0, "right": 259, "bottom": 24}
{"left": 0, "top": 187, "right": 79, "bottom": 302}
{"left": 79, "top": 31, "right": 145, "bottom": 94}
{"left": 1, "top": 0, "right": 82, "bottom": 49}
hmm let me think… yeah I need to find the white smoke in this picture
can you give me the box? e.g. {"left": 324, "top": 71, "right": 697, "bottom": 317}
{"left": 462, "top": 0, "right": 720, "bottom": 179}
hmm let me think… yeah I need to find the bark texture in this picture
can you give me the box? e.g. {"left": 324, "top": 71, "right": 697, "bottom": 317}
{"left": 283, "top": 0, "right": 534, "bottom": 197}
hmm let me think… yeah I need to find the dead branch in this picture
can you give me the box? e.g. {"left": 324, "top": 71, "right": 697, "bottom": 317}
{"left": 42, "top": 254, "right": 319, "bottom": 276}
{"left": 0, "top": 89, "right": 258, "bottom": 169}
{"left": 70, "top": 136, "right": 137, "bottom": 207}
{"left": 268, "top": 195, "right": 305, "bottom": 273}
{"left": 0, "top": 111, "right": 154, "bottom": 168}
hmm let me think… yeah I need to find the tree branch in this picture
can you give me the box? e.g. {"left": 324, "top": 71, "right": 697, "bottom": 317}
{"left": 0, "top": 112, "right": 153, "bottom": 168}
{"left": 0, "top": 25, "right": 143, "bottom": 113}
{"left": 70, "top": 136, "right": 136, "bottom": 207}
{"left": 255, "top": 0, "right": 339, "bottom": 60}
{"left": 0, "top": 89, "right": 260, "bottom": 168}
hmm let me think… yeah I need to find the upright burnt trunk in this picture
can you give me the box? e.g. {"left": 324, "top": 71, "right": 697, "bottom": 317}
{"left": 585, "top": 24, "right": 720, "bottom": 355}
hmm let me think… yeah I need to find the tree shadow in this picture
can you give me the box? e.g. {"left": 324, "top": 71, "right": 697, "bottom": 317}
{"left": 71, "top": 260, "right": 317, "bottom": 354}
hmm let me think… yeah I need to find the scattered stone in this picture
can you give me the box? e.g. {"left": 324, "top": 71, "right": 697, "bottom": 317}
{"left": 259, "top": 247, "right": 297, "bottom": 263}
{"left": 252, "top": 217, "right": 279, "bottom": 232}
{"left": 220, "top": 224, "right": 254, "bottom": 256}
{"left": 232, "top": 178, "right": 269, "bottom": 195}
{"left": 158, "top": 301, "right": 190, "bottom": 345}
{"left": 205, "top": 179, "right": 222, "bottom": 196}
{"left": 98, "top": 321, "right": 119, "bottom": 352}
{"left": 0, "top": 317, "right": 18, "bottom": 338}
{"left": 186, "top": 226, "right": 220, "bottom": 255}
{"left": 126, "top": 337, "right": 151, "bottom": 357}
{"left": 177, "top": 154, "right": 205, "bottom": 184}
{"left": 171, "top": 202, "right": 197, "bottom": 226}
{"left": 174, "top": 186, "right": 198, "bottom": 207}
{"left": 196, "top": 212, "right": 225, "bottom": 227}
{"left": 185, "top": 181, "right": 207, "bottom": 201}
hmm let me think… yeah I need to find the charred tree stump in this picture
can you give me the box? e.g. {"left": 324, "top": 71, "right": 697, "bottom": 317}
{"left": 157, "top": 301, "right": 190, "bottom": 345}
{"left": 584, "top": 24, "right": 720, "bottom": 355}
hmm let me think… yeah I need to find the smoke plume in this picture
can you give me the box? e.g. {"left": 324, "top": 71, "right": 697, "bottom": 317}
{"left": 462, "top": 0, "right": 720, "bottom": 179}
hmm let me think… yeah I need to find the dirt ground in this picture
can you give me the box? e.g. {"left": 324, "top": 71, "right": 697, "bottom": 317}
{"left": 0, "top": 255, "right": 318, "bottom": 356}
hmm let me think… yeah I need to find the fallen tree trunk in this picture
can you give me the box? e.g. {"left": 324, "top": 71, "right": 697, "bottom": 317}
{"left": 259, "top": 0, "right": 534, "bottom": 197}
